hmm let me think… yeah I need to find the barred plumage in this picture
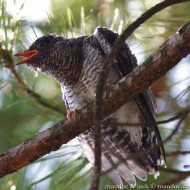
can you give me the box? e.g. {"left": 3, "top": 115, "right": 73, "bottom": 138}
{"left": 15, "top": 27, "right": 166, "bottom": 186}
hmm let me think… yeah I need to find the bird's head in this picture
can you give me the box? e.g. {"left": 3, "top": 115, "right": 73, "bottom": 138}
{"left": 15, "top": 34, "right": 74, "bottom": 83}
{"left": 15, "top": 33, "right": 85, "bottom": 85}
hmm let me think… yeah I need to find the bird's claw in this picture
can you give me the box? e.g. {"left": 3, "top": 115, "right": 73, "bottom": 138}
{"left": 67, "top": 109, "right": 77, "bottom": 120}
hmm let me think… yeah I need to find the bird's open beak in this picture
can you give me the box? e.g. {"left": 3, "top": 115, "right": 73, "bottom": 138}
{"left": 14, "top": 50, "right": 38, "bottom": 65}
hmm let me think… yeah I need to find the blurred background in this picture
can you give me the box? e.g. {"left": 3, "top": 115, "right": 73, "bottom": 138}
{"left": 0, "top": 0, "right": 190, "bottom": 189}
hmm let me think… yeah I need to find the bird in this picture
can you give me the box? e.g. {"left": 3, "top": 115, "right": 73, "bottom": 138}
{"left": 15, "top": 27, "right": 166, "bottom": 186}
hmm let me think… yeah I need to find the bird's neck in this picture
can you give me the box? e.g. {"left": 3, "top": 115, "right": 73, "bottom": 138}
{"left": 50, "top": 36, "right": 87, "bottom": 86}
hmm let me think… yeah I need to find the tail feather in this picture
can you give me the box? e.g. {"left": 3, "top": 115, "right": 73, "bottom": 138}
{"left": 117, "top": 162, "right": 136, "bottom": 186}
{"left": 101, "top": 155, "right": 123, "bottom": 186}
{"left": 78, "top": 115, "right": 165, "bottom": 186}
{"left": 105, "top": 152, "right": 137, "bottom": 186}
{"left": 127, "top": 160, "right": 147, "bottom": 181}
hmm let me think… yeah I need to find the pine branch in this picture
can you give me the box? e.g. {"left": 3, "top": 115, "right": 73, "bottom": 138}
{"left": 0, "top": 19, "right": 190, "bottom": 178}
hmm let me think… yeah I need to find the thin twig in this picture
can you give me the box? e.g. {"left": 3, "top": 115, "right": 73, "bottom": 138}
{"left": 89, "top": 120, "right": 102, "bottom": 189}
{"left": 160, "top": 167, "right": 190, "bottom": 174}
{"left": 163, "top": 108, "right": 190, "bottom": 143}
{"left": 108, "top": 106, "right": 190, "bottom": 127}
{"left": 166, "top": 150, "right": 190, "bottom": 157}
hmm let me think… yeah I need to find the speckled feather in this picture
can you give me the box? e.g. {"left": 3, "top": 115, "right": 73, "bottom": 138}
{"left": 24, "top": 27, "right": 165, "bottom": 186}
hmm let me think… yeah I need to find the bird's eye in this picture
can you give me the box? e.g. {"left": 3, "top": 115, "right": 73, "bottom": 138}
{"left": 37, "top": 41, "right": 46, "bottom": 49}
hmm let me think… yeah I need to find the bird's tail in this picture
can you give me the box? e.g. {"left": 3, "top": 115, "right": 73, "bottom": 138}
{"left": 78, "top": 123, "right": 165, "bottom": 187}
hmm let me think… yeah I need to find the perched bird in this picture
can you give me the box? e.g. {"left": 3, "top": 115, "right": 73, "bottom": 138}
{"left": 15, "top": 27, "right": 165, "bottom": 186}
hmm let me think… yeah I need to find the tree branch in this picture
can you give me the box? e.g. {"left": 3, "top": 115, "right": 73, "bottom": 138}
{"left": 0, "top": 18, "right": 190, "bottom": 179}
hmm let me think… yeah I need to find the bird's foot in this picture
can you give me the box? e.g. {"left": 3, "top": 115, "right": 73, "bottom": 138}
{"left": 67, "top": 109, "right": 77, "bottom": 121}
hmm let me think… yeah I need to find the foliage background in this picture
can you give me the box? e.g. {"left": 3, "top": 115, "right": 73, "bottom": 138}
{"left": 0, "top": 0, "right": 190, "bottom": 189}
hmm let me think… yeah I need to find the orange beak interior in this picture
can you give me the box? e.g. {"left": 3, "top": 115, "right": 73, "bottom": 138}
{"left": 14, "top": 50, "right": 38, "bottom": 65}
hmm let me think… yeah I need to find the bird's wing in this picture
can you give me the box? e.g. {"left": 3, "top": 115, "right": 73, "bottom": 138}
{"left": 91, "top": 27, "right": 165, "bottom": 184}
